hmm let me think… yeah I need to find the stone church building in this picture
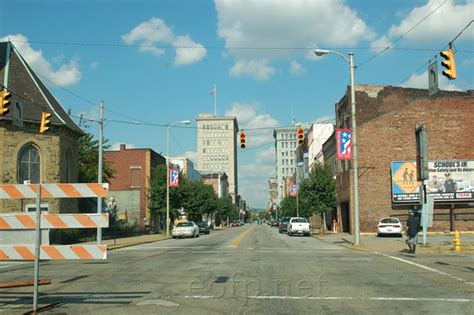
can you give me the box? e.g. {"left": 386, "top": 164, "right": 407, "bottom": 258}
{"left": 0, "top": 41, "right": 84, "bottom": 214}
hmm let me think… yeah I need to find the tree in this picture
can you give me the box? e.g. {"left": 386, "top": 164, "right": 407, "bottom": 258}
{"left": 216, "top": 197, "right": 236, "bottom": 224}
{"left": 279, "top": 196, "right": 297, "bottom": 218}
{"left": 78, "top": 133, "right": 115, "bottom": 183}
{"left": 148, "top": 164, "right": 188, "bottom": 232}
{"left": 77, "top": 133, "right": 115, "bottom": 213}
{"left": 299, "top": 163, "right": 336, "bottom": 229}
{"left": 182, "top": 181, "right": 218, "bottom": 221}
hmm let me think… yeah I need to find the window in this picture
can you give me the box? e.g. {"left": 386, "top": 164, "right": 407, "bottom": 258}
{"left": 18, "top": 143, "right": 41, "bottom": 184}
{"left": 63, "top": 149, "right": 72, "bottom": 183}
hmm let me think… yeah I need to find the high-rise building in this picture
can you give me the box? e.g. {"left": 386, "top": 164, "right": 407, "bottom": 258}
{"left": 196, "top": 113, "right": 239, "bottom": 203}
{"left": 273, "top": 124, "right": 310, "bottom": 204}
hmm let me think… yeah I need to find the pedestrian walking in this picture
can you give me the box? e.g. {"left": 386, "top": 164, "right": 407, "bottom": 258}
{"left": 406, "top": 212, "right": 421, "bottom": 254}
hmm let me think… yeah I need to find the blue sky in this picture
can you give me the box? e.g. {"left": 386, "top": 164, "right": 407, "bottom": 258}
{"left": 1, "top": 0, "right": 473, "bottom": 209}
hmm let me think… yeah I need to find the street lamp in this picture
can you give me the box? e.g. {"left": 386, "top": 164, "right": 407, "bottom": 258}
{"left": 166, "top": 120, "right": 191, "bottom": 237}
{"left": 314, "top": 49, "right": 360, "bottom": 246}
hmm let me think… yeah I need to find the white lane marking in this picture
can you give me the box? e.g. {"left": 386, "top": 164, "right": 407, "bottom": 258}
{"left": 175, "top": 295, "right": 471, "bottom": 302}
{"left": 374, "top": 252, "right": 474, "bottom": 286}
{"left": 137, "top": 299, "right": 179, "bottom": 307}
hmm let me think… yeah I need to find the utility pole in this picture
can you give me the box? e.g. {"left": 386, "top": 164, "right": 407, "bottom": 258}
{"left": 97, "top": 101, "right": 104, "bottom": 244}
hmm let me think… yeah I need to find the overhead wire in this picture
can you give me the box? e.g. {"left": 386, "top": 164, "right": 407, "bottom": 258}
{"left": 357, "top": 0, "right": 448, "bottom": 68}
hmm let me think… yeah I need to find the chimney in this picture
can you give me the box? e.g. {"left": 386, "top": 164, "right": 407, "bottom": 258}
{"left": 120, "top": 144, "right": 126, "bottom": 151}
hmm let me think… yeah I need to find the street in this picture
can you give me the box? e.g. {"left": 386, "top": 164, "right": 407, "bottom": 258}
{"left": 1, "top": 224, "right": 473, "bottom": 314}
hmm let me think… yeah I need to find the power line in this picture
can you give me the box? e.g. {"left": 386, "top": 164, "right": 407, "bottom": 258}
{"left": 357, "top": 0, "right": 448, "bottom": 68}
{"left": 398, "top": 20, "right": 474, "bottom": 85}
{"left": 10, "top": 39, "right": 473, "bottom": 53}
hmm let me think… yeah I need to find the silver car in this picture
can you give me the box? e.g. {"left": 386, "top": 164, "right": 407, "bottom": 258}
{"left": 172, "top": 221, "right": 200, "bottom": 238}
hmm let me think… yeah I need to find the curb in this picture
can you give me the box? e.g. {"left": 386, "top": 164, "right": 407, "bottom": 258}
{"left": 108, "top": 236, "right": 171, "bottom": 250}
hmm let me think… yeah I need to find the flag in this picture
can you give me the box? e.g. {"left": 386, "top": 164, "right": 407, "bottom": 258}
{"left": 210, "top": 86, "right": 216, "bottom": 95}
{"left": 336, "top": 129, "right": 352, "bottom": 160}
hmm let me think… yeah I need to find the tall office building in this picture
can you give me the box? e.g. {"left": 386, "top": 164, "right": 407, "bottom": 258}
{"left": 196, "top": 114, "right": 239, "bottom": 203}
{"left": 273, "top": 123, "right": 310, "bottom": 204}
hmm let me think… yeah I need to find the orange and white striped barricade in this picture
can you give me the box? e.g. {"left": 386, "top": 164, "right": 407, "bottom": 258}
{"left": 0, "top": 183, "right": 109, "bottom": 311}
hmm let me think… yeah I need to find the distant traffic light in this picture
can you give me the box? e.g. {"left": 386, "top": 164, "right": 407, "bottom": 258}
{"left": 240, "top": 131, "right": 246, "bottom": 149}
{"left": 0, "top": 89, "right": 12, "bottom": 116}
{"left": 40, "top": 112, "right": 52, "bottom": 133}
{"left": 297, "top": 128, "right": 304, "bottom": 145}
{"left": 440, "top": 47, "right": 456, "bottom": 80}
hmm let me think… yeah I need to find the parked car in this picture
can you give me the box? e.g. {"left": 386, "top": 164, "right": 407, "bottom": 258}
{"left": 257, "top": 219, "right": 262, "bottom": 225}
{"left": 172, "top": 221, "right": 199, "bottom": 238}
{"left": 195, "top": 221, "right": 210, "bottom": 234}
{"left": 287, "top": 217, "right": 311, "bottom": 236}
{"left": 279, "top": 217, "right": 291, "bottom": 233}
{"left": 271, "top": 220, "right": 279, "bottom": 227}
{"left": 377, "top": 217, "right": 403, "bottom": 237}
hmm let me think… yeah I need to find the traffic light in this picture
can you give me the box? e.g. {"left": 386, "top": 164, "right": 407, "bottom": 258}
{"left": 440, "top": 47, "right": 456, "bottom": 80}
{"left": 0, "top": 89, "right": 12, "bottom": 116}
{"left": 297, "top": 128, "right": 304, "bottom": 145}
{"left": 40, "top": 112, "right": 52, "bottom": 133}
{"left": 240, "top": 131, "right": 246, "bottom": 149}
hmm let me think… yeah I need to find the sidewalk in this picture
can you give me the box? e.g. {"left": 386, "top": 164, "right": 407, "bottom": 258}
{"left": 316, "top": 231, "right": 474, "bottom": 254}
{"left": 85, "top": 233, "right": 170, "bottom": 250}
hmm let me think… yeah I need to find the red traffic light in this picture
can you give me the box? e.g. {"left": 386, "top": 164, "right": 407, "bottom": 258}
{"left": 240, "top": 131, "right": 246, "bottom": 149}
{"left": 297, "top": 128, "right": 304, "bottom": 135}
{"left": 297, "top": 128, "right": 304, "bottom": 144}
{"left": 240, "top": 133, "right": 246, "bottom": 139}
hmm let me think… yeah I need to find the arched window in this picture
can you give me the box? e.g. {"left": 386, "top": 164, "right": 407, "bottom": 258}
{"left": 63, "top": 149, "right": 72, "bottom": 183}
{"left": 18, "top": 144, "right": 41, "bottom": 184}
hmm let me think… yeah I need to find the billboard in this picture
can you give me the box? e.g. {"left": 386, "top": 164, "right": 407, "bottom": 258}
{"left": 391, "top": 160, "right": 474, "bottom": 204}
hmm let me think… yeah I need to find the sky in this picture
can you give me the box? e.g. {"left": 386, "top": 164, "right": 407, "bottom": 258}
{"left": 1, "top": 0, "right": 473, "bottom": 209}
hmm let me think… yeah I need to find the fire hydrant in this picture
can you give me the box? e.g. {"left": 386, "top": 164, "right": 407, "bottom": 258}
{"left": 453, "top": 230, "right": 462, "bottom": 252}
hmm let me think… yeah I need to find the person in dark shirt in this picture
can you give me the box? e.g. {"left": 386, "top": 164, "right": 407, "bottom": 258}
{"left": 406, "top": 212, "right": 421, "bottom": 254}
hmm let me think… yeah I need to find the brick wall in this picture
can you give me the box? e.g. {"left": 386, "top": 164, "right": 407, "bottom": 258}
{"left": 336, "top": 86, "right": 474, "bottom": 232}
{"left": 104, "top": 145, "right": 166, "bottom": 228}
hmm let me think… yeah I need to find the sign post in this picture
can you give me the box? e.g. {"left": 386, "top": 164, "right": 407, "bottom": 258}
{"left": 416, "top": 125, "right": 429, "bottom": 245}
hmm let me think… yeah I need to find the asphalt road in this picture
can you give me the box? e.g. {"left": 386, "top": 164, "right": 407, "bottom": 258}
{"left": 1, "top": 224, "right": 473, "bottom": 314}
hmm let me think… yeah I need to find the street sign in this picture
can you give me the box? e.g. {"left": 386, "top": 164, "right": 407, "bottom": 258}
{"left": 336, "top": 129, "right": 352, "bottom": 160}
{"left": 428, "top": 61, "right": 439, "bottom": 97}
{"left": 169, "top": 168, "right": 179, "bottom": 187}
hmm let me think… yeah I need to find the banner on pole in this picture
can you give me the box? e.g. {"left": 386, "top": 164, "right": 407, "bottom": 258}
{"left": 336, "top": 129, "right": 352, "bottom": 160}
{"left": 169, "top": 168, "right": 180, "bottom": 187}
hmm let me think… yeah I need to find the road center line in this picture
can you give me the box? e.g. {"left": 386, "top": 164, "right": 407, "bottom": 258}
{"left": 373, "top": 252, "right": 474, "bottom": 286}
{"left": 229, "top": 225, "right": 257, "bottom": 247}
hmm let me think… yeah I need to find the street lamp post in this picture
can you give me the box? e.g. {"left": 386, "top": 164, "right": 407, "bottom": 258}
{"left": 166, "top": 120, "right": 191, "bottom": 237}
{"left": 314, "top": 49, "right": 360, "bottom": 246}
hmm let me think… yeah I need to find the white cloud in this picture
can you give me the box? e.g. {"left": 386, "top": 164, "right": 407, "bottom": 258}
{"left": 173, "top": 35, "right": 207, "bottom": 66}
{"left": 401, "top": 70, "right": 462, "bottom": 91}
{"left": 240, "top": 163, "right": 275, "bottom": 178}
{"left": 372, "top": 0, "right": 474, "bottom": 47}
{"left": 4, "top": 34, "right": 81, "bottom": 87}
{"left": 183, "top": 151, "right": 198, "bottom": 164}
{"left": 122, "top": 17, "right": 207, "bottom": 66}
{"left": 110, "top": 143, "right": 137, "bottom": 151}
{"left": 370, "top": 35, "right": 391, "bottom": 51}
{"left": 290, "top": 60, "right": 305, "bottom": 76}
{"left": 225, "top": 102, "right": 279, "bottom": 147}
{"left": 256, "top": 146, "right": 275, "bottom": 162}
{"left": 229, "top": 59, "right": 275, "bottom": 80}
{"left": 215, "top": 0, "right": 374, "bottom": 79}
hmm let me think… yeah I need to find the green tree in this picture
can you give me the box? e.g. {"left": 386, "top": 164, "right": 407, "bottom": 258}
{"left": 182, "top": 181, "right": 218, "bottom": 221}
{"left": 216, "top": 197, "right": 237, "bottom": 223}
{"left": 279, "top": 196, "right": 297, "bottom": 218}
{"left": 77, "top": 133, "right": 115, "bottom": 213}
{"left": 78, "top": 133, "right": 115, "bottom": 183}
{"left": 299, "top": 163, "right": 336, "bottom": 227}
{"left": 148, "top": 164, "right": 188, "bottom": 232}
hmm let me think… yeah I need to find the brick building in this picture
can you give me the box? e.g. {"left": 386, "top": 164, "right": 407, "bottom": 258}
{"left": 0, "top": 41, "right": 83, "bottom": 214}
{"left": 334, "top": 85, "right": 474, "bottom": 233}
{"left": 104, "top": 144, "right": 165, "bottom": 229}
